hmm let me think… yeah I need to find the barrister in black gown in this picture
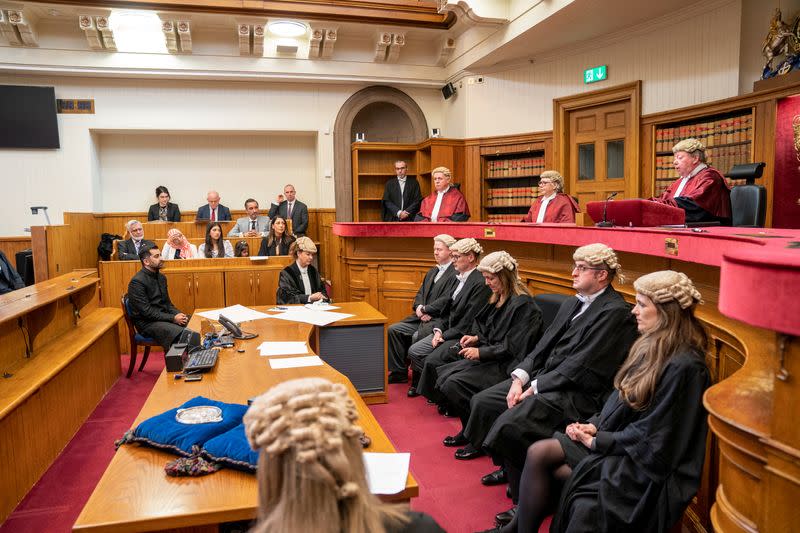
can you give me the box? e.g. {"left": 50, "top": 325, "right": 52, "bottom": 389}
{"left": 126, "top": 245, "right": 190, "bottom": 350}
{"left": 387, "top": 234, "right": 458, "bottom": 383}
{"left": 382, "top": 160, "right": 423, "bottom": 222}
{"left": 494, "top": 271, "right": 710, "bottom": 533}
{"left": 276, "top": 237, "right": 328, "bottom": 305}
{"left": 406, "top": 238, "right": 492, "bottom": 395}
{"left": 422, "top": 251, "right": 542, "bottom": 436}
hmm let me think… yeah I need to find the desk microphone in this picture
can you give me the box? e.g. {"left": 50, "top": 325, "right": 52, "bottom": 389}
{"left": 596, "top": 192, "right": 618, "bottom": 227}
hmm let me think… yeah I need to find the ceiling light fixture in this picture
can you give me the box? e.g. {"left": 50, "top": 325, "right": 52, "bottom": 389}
{"left": 108, "top": 11, "right": 167, "bottom": 53}
{"left": 267, "top": 20, "right": 307, "bottom": 38}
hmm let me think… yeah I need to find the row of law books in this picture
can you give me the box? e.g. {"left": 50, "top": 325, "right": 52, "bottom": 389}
{"left": 486, "top": 187, "right": 537, "bottom": 207}
{"left": 487, "top": 157, "right": 546, "bottom": 178}
{"left": 655, "top": 115, "right": 752, "bottom": 153}
{"left": 487, "top": 214, "right": 525, "bottom": 223}
{"left": 654, "top": 144, "right": 752, "bottom": 182}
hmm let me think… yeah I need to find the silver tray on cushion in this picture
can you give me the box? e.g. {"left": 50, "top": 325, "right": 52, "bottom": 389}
{"left": 175, "top": 406, "right": 223, "bottom": 424}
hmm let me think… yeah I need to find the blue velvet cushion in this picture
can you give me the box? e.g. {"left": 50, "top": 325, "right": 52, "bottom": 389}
{"left": 202, "top": 423, "right": 259, "bottom": 472}
{"left": 121, "top": 396, "right": 248, "bottom": 457}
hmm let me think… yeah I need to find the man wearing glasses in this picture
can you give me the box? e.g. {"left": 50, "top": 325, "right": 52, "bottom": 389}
{"left": 521, "top": 170, "right": 580, "bottom": 224}
{"left": 454, "top": 243, "right": 639, "bottom": 528}
{"left": 381, "top": 160, "right": 422, "bottom": 222}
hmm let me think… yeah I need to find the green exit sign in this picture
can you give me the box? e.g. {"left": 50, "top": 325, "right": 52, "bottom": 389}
{"left": 583, "top": 65, "right": 607, "bottom": 84}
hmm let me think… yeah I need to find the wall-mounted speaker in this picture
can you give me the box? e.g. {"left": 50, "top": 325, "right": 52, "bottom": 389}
{"left": 441, "top": 82, "right": 456, "bottom": 100}
{"left": 354, "top": 132, "right": 366, "bottom": 142}
{"left": 431, "top": 128, "right": 441, "bottom": 138}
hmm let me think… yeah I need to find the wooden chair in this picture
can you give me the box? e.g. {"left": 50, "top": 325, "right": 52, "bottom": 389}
{"left": 121, "top": 293, "right": 159, "bottom": 378}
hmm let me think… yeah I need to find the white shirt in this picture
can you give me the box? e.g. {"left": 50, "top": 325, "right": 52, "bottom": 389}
{"left": 451, "top": 266, "right": 475, "bottom": 300}
{"left": 433, "top": 262, "right": 451, "bottom": 283}
{"left": 296, "top": 260, "right": 312, "bottom": 295}
{"left": 430, "top": 186, "right": 450, "bottom": 222}
{"left": 398, "top": 177, "right": 407, "bottom": 214}
{"left": 511, "top": 285, "right": 608, "bottom": 386}
{"left": 536, "top": 193, "right": 557, "bottom": 223}
{"left": 673, "top": 163, "right": 707, "bottom": 198}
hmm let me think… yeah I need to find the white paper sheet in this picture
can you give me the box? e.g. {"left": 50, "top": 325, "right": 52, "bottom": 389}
{"left": 268, "top": 355, "right": 324, "bottom": 369}
{"left": 195, "top": 304, "right": 273, "bottom": 323}
{"left": 363, "top": 452, "right": 411, "bottom": 495}
{"left": 258, "top": 341, "right": 311, "bottom": 357}
{"left": 248, "top": 256, "right": 269, "bottom": 261}
{"left": 303, "top": 303, "right": 341, "bottom": 310}
{"left": 270, "top": 308, "right": 353, "bottom": 326}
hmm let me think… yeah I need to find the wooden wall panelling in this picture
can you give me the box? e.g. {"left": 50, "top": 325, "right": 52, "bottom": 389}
{"left": 0, "top": 237, "right": 32, "bottom": 261}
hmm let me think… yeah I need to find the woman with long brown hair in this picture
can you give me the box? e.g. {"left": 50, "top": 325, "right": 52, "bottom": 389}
{"left": 243, "top": 377, "right": 444, "bottom": 533}
{"left": 487, "top": 270, "right": 710, "bottom": 533}
{"left": 258, "top": 216, "right": 295, "bottom": 256}
{"left": 198, "top": 221, "right": 233, "bottom": 258}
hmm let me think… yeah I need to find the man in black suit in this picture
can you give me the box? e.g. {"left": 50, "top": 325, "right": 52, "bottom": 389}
{"left": 276, "top": 237, "right": 328, "bottom": 304}
{"left": 0, "top": 250, "right": 25, "bottom": 294}
{"left": 269, "top": 184, "right": 309, "bottom": 236}
{"left": 127, "top": 245, "right": 190, "bottom": 350}
{"left": 382, "top": 160, "right": 422, "bottom": 222}
{"left": 457, "top": 243, "right": 639, "bottom": 526}
{"left": 406, "top": 238, "right": 492, "bottom": 396}
{"left": 117, "top": 220, "right": 156, "bottom": 261}
{"left": 196, "top": 190, "right": 231, "bottom": 221}
{"left": 387, "top": 234, "right": 458, "bottom": 384}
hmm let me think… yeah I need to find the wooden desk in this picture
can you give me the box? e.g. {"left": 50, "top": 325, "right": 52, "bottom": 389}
{"left": 0, "top": 271, "right": 122, "bottom": 522}
{"left": 74, "top": 302, "right": 414, "bottom": 533}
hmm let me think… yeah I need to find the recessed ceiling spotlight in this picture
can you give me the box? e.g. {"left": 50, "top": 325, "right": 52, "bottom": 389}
{"left": 267, "top": 20, "right": 307, "bottom": 38}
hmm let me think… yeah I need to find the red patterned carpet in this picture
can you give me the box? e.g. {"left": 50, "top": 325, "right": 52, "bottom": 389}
{"left": 1, "top": 355, "right": 548, "bottom": 533}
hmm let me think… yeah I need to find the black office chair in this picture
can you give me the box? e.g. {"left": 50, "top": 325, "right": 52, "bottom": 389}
{"left": 533, "top": 293, "right": 571, "bottom": 330}
{"left": 726, "top": 163, "right": 767, "bottom": 228}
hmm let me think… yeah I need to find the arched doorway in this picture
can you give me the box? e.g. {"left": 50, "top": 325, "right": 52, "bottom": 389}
{"left": 333, "top": 86, "right": 428, "bottom": 221}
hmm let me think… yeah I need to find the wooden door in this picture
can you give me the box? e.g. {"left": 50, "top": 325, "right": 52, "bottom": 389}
{"left": 254, "top": 271, "right": 279, "bottom": 306}
{"left": 164, "top": 271, "right": 194, "bottom": 315}
{"left": 568, "top": 101, "right": 631, "bottom": 206}
{"left": 224, "top": 271, "right": 255, "bottom": 307}
{"left": 193, "top": 272, "right": 225, "bottom": 311}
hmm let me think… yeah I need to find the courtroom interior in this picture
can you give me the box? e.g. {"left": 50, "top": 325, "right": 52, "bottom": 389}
{"left": 1, "top": 0, "right": 799, "bottom": 532}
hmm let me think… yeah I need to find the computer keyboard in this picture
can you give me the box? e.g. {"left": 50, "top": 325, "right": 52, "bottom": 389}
{"left": 184, "top": 348, "right": 220, "bottom": 373}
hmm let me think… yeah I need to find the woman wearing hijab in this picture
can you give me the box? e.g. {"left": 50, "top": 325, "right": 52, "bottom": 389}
{"left": 161, "top": 228, "right": 197, "bottom": 259}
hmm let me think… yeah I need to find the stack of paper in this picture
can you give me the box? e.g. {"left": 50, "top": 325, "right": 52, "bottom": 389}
{"left": 257, "top": 341, "right": 310, "bottom": 357}
{"left": 195, "top": 304, "right": 272, "bottom": 323}
{"left": 268, "top": 355, "right": 324, "bottom": 369}
{"left": 270, "top": 307, "right": 353, "bottom": 326}
{"left": 363, "top": 452, "right": 411, "bottom": 495}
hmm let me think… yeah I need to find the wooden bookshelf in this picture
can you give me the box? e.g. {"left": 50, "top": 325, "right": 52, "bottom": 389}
{"left": 480, "top": 138, "right": 551, "bottom": 222}
{"left": 351, "top": 139, "right": 464, "bottom": 222}
{"left": 652, "top": 108, "right": 754, "bottom": 196}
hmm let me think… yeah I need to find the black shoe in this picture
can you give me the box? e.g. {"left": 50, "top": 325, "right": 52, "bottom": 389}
{"left": 494, "top": 506, "right": 517, "bottom": 527}
{"left": 443, "top": 432, "right": 469, "bottom": 447}
{"left": 506, "top": 485, "right": 512, "bottom": 499}
{"left": 481, "top": 468, "right": 507, "bottom": 486}
{"left": 437, "top": 404, "right": 447, "bottom": 415}
{"left": 407, "top": 387, "right": 420, "bottom": 397}
{"left": 388, "top": 372, "right": 408, "bottom": 384}
{"left": 426, "top": 398, "right": 435, "bottom": 405}
{"left": 454, "top": 443, "right": 485, "bottom": 460}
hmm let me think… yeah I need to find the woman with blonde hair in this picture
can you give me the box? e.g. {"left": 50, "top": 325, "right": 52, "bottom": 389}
{"left": 521, "top": 170, "right": 579, "bottom": 224}
{"left": 243, "top": 377, "right": 444, "bottom": 533}
{"left": 257, "top": 216, "right": 295, "bottom": 256}
{"left": 161, "top": 228, "right": 197, "bottom": 259}
{"left": 488, "top": 270, "right": 710, "bottom": 533}
{"left": 417, "top": 251, "right": 543, "bottom": 446}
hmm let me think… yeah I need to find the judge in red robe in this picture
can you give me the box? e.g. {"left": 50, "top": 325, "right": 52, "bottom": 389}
{"left": 651, "top": 138, "right": 731, "bottom": 225}
{"left": 521, "top": 170, "right": 580, "bottom": 223}
{"left": 415, "top": 166, "right": 470, "bottom": 222}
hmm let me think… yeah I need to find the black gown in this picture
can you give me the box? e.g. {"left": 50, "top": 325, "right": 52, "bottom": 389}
{"left": 431, "top": 293, "right": 543, "bottom": 423}
{"left": 551, "top": 350, "right": 711, "bottom": 533}
{"left": 276, "top": 262, "right": 328, "bottom": 304}
{"left": 464, "top": 286, "right": 639, "bottom": 469}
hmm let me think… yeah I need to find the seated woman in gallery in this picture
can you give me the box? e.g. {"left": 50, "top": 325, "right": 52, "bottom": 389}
{"left": 490, "top": 270, "right": 710, "bottom": 533}
{"left": 415, "top": 166, "right": 470, "bottom": 222}
{"left": 243, "top": 377, "right": 445, "bottom": 533}
{"left": 258, "top": 216, "right": 296, "bottom": 256}
{"left": 650, "top": 138, "right": 731, "bottom": 225}
{"left": 520, "top": 170, "right": 580, "bottom": 223}
{"left": 147, "top": 185, "right": 181, "bottom": 222}
{"left": 198, "top": 222, "right": 234, "bottom": 258}
{"left": 161, "top": 228, "right": 197, "bottom": 259}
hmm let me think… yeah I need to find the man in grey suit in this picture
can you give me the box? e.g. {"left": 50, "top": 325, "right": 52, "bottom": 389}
{"left": 268, "top": 184, "right": 309, "bottom": 236}
{"left": 117, "top": 220, "right": 156, "bottom": 261}
{"left": 228, "top": 198, "right": 270, "bottom": 237}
